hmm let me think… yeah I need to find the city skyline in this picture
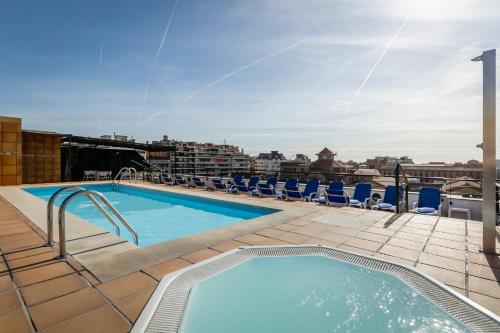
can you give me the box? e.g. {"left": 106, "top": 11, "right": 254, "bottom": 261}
{"left": 1, "top": 0, "right": 500, "bottom": 162}
{"left": 110, "top": 132, "right": 484, "bottom": 165}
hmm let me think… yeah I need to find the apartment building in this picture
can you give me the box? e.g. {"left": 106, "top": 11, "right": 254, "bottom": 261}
{"left": 149, "top": 135, "right": 250, "bottom": 176}
{"left": 254, "top": 151, "right": 287, "bottom": 174}
{"left": 147, "top": 151, "right": 172, "bottom": 171}
{"left": 365, "top": 155, "right": 414, "bottom": 170}
{"left": 379, "top": 161, "right": 482, "bottom": 180}
{"left": 279, "top": 154, "right": 311, "bottom": 181}
{"left": 100, "top": 133, "right": 135, "bottom": 143}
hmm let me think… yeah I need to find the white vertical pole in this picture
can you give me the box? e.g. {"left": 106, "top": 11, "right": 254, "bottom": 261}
{"left": 473, "top": 49, "right": 497, "bottom": 254}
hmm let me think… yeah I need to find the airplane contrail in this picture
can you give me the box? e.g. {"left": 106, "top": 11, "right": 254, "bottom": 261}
{"left": 138, "top": 37, "right": 310, "bottom": 125}
{"left": 181, "top": 37, "right": 309, "bottom": 104}
{"left": 137, "top": 0, "right": 180, "bottom": 123}
{"left": 337, "top": 3, "right": 416, "bottom": 125}
{"left": 96, "top": 43, "right": 103, "bottom": 130}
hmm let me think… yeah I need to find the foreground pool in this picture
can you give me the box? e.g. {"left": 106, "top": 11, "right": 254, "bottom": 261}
{"left": 24, "top": 184, "right": 278, "bottom": 247}
{"left": 133, "top": 246, "right": 500, "bottom": 333}
{"left": 182, "top": 256, "right": 468, "bottom": 333}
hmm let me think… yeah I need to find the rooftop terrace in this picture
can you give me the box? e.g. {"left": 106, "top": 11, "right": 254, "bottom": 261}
{"left": 0, "top": 183, "right": 498, "bottom": 332}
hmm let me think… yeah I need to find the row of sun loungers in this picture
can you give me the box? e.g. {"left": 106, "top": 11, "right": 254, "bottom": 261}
{"left": 161, "top": 175, "right": 442, "bottom": 216}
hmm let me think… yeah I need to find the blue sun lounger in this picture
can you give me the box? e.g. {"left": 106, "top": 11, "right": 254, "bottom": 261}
{"left": 232, "top": 175, "right": 244, "bottom": 186}
{"left": 325, "top": 181, "right": 345, "bottom": 195}
{"left": 315, "top": 181, "right": 345, "bottom": 204}
{"left": 325, "top": 191, "right": 349, "bottom": 206}
{"left": 232, "top": 176, "right": 260, "bottom": 194}
{"left": 211, "top": 179, "right": 229, "bottom": 191}
{"left": 410, "top": 187, "right": 442, "bottom": 215}
{"left": 193, "top": 177, "right": 206, "bottom": 189}
{"left": 213, "top": 175, "right": 244, "bottom": 192}
{"left": 256, "top": 178, "right": 278, "bottom": 196}
{"left": 348, "top": 183, "right": 372, "bottom": 208}
{"left": 372, "top": 185, "right": 403, "bottom": 212}
{"left": 162, "top": 174, "right": 174, "bottom": 185}
{"left": 175, "top": 175, "right": 188, "bottom": 187}
{"left": 325, "top": 183, "right": 371, "bottom": 207}
{"left": 275, "top": 178, "right": 298, "bottom": 199}
{"left": 285, "top": 179, "right": 319, "bottom": 201}
{"left": 229, "top": 175, "right": 244, "bottom": 191}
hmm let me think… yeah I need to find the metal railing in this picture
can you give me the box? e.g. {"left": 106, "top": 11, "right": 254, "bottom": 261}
{"left": 56, "top": 189, "right": 138, "bottom": 258}
{"left": 112, "top": 167, "right": 137, "bottom": 190}
{"left": 46, "top": 186, "right": 121, "bottom": 246}
{"left": 131, "top": 159, "right": 163, "bottom": 183}
{"left": 395, "top": 163, "right": 410, "bottom": 213}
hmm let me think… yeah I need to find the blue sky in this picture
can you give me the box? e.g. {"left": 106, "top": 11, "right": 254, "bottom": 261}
{"left": 1, "top": 0, "right": 499, "bottom": 162}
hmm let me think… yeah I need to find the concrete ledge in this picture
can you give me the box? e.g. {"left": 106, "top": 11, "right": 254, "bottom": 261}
{"left": 66, "top": 233, "right": 127, "bottom": 255}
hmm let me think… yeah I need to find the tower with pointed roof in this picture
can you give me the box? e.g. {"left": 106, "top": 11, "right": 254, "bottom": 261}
{"left": 309, "top": 147, "right": 352, "bottom": 182}
{"left": 316, "top": 147, "right": 337, "bottom": 160}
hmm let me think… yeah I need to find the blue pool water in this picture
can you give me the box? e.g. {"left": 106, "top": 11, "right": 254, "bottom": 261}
{"left": 180, "top": 256, "right": 469, "bottom": 333}
{"left": 24, "top": 184, "right": 278, "bottom": 247}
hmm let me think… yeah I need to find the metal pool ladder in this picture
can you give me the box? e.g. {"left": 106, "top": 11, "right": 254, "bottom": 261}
{"left": 112, "top": 167, "right": 137, "bottom": 190}
{"left": 46, "top": 186, "right": 139, "bottom": 258}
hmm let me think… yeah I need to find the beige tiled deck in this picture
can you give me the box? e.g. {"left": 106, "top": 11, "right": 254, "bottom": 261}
{"left": 0, "top": 186, "right": 499, "bottom": 332}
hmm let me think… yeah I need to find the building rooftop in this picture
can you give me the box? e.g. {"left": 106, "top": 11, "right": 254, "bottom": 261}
{"left": 309, "top": 158, "right": 353, "bottom": 171}
{"left": 353, "top": 169, "right": 382, "bottom": 176}
{"left": 442, "top": 176, "right": 482, "bottom": 192}
{"left": 316, "top": 147, "right": 336, "bottom": 157}
{"left": 255, "top": 151, "right": 287, "bottom": 160}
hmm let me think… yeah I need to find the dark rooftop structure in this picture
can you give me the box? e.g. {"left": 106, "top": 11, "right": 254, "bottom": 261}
{"left": 60, "top": 135, "right": 176, "bottom": 152}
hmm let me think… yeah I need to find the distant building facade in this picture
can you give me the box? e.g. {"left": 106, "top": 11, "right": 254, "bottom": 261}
{"left": 353, "top": 168, "right": 381, "bottom": 183}
{"left": 365, "top": 156, "right": 414, "bottom": 170}
{"left": 254, "top": 151, "right": 287, "bottom": 174}
{"left": 100, "top": 133, "right": 135, "bottom": 143}
{"left": 148, "top": 135, "right": 250, "bottom": 176}
{"left": 147, "top": 151, "right": 171, "bottom": 171}
{"left": 308, "top": 148, "right": 353, "bottom": 182}
{"left": 279, "top": 154, "right": 311, "bottom": 181}
{"left": 380, "top": 160, "right": 482, "bottom": 180}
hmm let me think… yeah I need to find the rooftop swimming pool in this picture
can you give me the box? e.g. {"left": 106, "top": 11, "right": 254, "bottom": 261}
{"left": 134, "top": 246, "right": 500, "bottom": 333}
{"left": 24, "top": 184, "right": 278, "bottom": 247}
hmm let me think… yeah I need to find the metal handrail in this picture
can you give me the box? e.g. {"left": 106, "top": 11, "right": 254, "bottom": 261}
{"left": 113, "top": 167, "right": 128, "bottom": 181}
{"left": 130, "top": 167, "right": 137, "bottom": 181}
{"left": 46, "top": 186, "right": 120, "bottom": 246}
{"left": 395, "top": 163, "right": 410, "bottom": 213}
{"left": 132, "top": 159, "right": 163, "bottom": 183}
{"left": 112, "top": 167, "right": 125, "bottom": 190}
{"left": 112, "top": 167, "right": 137, "bottom": 190}
{"left": 57, "top": 189, "right": 139, "bottom": 258}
